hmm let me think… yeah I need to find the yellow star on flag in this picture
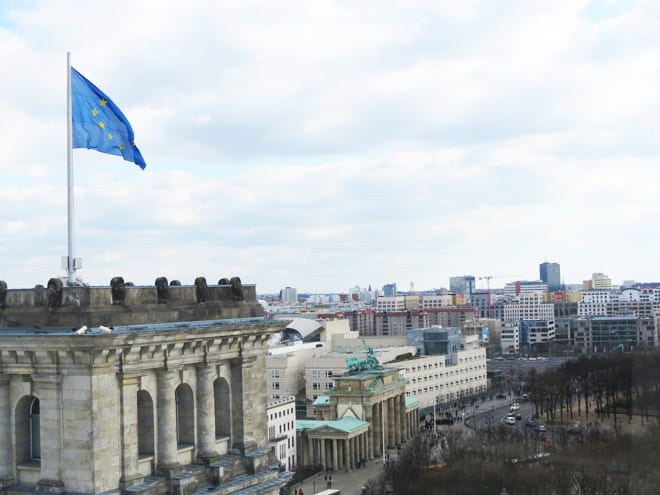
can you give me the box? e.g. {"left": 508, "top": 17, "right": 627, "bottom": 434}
{"left": 107, "top": 132, "right": 113, "bottom": 140}
{"left": 91, "top": 108, "right": 99, "bottom": 116}
{"left": 97, "top": 121, "right": 105, "bottom": 129}
{"left": 99, "top": 98, "right": 107, "bottom": 106}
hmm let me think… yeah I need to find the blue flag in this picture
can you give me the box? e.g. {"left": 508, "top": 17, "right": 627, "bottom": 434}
{"left": 71, "top": 67, "right": 146, "bottom": 169}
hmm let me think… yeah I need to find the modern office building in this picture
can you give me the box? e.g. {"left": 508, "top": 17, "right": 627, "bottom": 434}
{"left": 574, "top": 316, "right": 658, "bottom": 353}
{"left": 280, "top": 286, "right": 298, "bottom": 305}
{"left": 382, "top": 283, "right": 397, "bottom": 297}
{"left": 502, "top": 292, "right": 555, "bottom": 322}
{"left": 449, "top": 276, "right": 476, "bottom": 303}
{"left": 539, "top": 262, "right": 561, "bottom": 291}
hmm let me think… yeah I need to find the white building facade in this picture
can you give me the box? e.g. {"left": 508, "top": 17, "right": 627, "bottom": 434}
{"left": 267, "top": 396, "right": 297, "bottom": 471}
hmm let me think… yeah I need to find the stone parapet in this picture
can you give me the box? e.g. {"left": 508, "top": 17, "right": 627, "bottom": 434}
{"left": 0, "top": 280, "right": 262, "bottom": 329}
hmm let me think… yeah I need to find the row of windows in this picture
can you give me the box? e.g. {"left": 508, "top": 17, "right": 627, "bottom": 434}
{"left": 407, "top": 375, "right": 487, "bottom": 394}
{"left": 311, "top": 382, "right": 333, "bottom": 390}
{"left": 269, "top": 407, "right": 294, "bottom": 420}
{"left": 310, "top": 370, "right": 334, "bottom": 378}
{"left": 268, "top": 420, "right": 295, "bottom": 440}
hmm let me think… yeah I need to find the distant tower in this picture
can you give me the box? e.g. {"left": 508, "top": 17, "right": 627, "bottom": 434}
{"left": 410, "top": 281, "right": 415, "bottom": 293}
{"left": 539, "top": 262, "right": 561, "bottom": 291}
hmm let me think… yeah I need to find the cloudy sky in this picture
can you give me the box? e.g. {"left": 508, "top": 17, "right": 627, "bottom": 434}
{"left": 1, "top": 0, "right": 658, "bottom": 294}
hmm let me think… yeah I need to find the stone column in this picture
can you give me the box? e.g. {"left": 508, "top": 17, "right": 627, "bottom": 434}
{"left": 399, "top": 395, "right": 407, "bottom": 441}
{"left": 0, "top": 376, "right": 13, "bottom": 488}
{"left": 33, "top": 375, "right": 64, "bottom": 493}
{"left": 307, "top": 436, "right": 313, "bottom": 465}
{"left": 196, "top": 364, "right": 216, "bottom": 461}
{"left": 393, "top": 396, "right": 401, "bottom": 446}
{"left": 156, "top": 368, "right": 179, "bottom": 474}
{"left": 119, "top": 374, "right": 143, "bottom": 488}
{"left": 343, "top": 439, "right": 350, "bottom": 472}
{"left": 332, "top": 439, "right": 338, "bottom": 471}
{"left": 320, "top": 438, "right": 326, "bottom": 468}
{"left": 364, "top": 402, "right": 373, "bottom": 460}
{"left": 373, "top": 402, "right": 383, "bottom": 457}
{"left": 388, "top": 398, "right": 395, "bottom": 447}
{"left": 230, "top": 356, "right": 258, "bottom": 454}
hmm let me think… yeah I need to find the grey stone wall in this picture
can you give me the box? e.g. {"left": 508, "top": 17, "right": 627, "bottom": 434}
{"left": 0, "top": 317, "right": 287, "bottom": 494}
{"left": 0, "top": 280, "right": 262, "bottom": 329}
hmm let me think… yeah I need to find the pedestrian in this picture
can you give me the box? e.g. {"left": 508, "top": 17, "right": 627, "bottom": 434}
{"left": 299, "top": 488, "right": 304, "bottom": 495}
{"left": 326, "top": 480, "right": 331, "bottom": 489}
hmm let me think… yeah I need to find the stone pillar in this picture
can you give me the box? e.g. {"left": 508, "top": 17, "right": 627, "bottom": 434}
{"left": 320, "top": 438, "right": 326, "bottom": 468}
{"left": 373, "top": 402, "right": 383, "bottom": 457}
{"left": 332, "top": 439, "right": 338, "bottom": 471}
{"left": 307, "top": 436, "right": 313, "bottom": 465}
{"left": 399, "top": 395, "right": 407, "bottom": 441}
{"left": 0, "top": 376, "right": 13, "bottom": 488}
{"left": 119, "top": 374, "right": 143, "bottom": 488}
{"left": 350, "top": 438, "right": 356, "bottom": 470}
{"left": 230, "top": 356, "right": 258, "bottom": 454}
{"left": 196, "top": 364, "right": 217, "bottom": 461}
{"left": 393, "top": 396, "right": 401, "bottom": 446}
{"left": 343, "top": 439, "right": 350, "bottom": 472}
{"left": 33, "top": 375, "right": 64, "bottom": 493}
{"left": 156, "top": 369, "right": 179, "bottom": 474}
{"left": 387, "top": 398, "right": 395, "bottom": 448}
{"left": 365, "top": 402, "right": 373, "bottom": 460}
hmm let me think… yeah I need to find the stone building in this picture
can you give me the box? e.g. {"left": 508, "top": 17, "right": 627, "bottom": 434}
{"left": 0, "top": 277, "right": 291, "bottom": 495}
{"left": 297, "top": 364, "right": 420, "bottom": 471}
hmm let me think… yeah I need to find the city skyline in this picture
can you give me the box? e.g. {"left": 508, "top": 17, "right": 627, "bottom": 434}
{"left": 2, "top": 1, "right": 660, "bottom": 294}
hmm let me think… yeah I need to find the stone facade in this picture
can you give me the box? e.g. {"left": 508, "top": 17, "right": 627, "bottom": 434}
{"left": 0, "top": 279, "right": 291, "bottom": 495}
{"left": 297, "top": 367, "right": 420, "bottom": 471}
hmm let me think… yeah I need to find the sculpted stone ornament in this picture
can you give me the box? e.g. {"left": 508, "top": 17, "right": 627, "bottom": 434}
{"left": 230, "top": 276, "right": 244, "bottom": 301}
{"left": 195, "top": 277, "right": 208, "bottom": 303}
{"left": 47, "top": 278, "right": 64, "bottom": 308}
{"left": 170, "top": 280, "right": 181, "bottom": 286}
{"left": 111, "top": 277, "right": 127, "bottom": 305}
{"left": 346, "top": 347, "right": 380, "bottom": 373}
{"left": 0, "top": 280, "right": 7, "bottom": 308}
{"left": 218, "top": 278, "right": 230, "bottom": 285}
{"left": 155, "top": 277, "right": 169, "bottom": 304}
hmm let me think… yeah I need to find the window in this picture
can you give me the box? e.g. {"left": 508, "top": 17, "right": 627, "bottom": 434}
{"left": 312, "top": 370, "right": 321, "bottom": 378}
{"left": 29, "top": 397, "right": 40, "bottom": 460}
{"left": 312, "top": 382, "right": 321, "bottom": 390}
{"left": 271, "top": 370, "right": 280, "bottom": 378}
{"left": 272, "top": 382, "right": 280, "bottom": 390}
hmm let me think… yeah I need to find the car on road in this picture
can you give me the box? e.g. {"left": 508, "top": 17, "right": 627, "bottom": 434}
{"left": 515, "top": 413, "right": 522, "bottom": 420}
{"left": 525, "top": 420, "right": 537, "bottom": 428}
{"left": 505, "top": 416, "right": 516, "bottom": 425}
{"left": 535, "top": 424, "right": 546, "bottom": 432}
{"left": 510, "top": 402, "right": 520, "bottom": 411}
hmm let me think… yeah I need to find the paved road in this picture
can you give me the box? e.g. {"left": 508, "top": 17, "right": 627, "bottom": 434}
{"left": 294, "top": 452, "right": 395, "bottom": 495}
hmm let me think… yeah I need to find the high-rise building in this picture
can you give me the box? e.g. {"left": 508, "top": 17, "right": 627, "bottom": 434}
{"left": 539, "top": 262, "right": 561, "bottom": 291}
{"left": 280, "top": 286, "right": 298, "bottom": 304}
{"left": 382, "top": 283, "right": 397, "bottom": 296}
{"left": 449, "top": 275, "right": 476, "bottom": 302}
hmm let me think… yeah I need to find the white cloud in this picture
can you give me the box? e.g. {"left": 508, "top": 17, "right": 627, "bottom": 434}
{"left": 0, "top": 0, "right": 659, "bottom": 293}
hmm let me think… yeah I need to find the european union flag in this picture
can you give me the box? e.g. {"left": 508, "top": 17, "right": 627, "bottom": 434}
{"left": 71, "top": 67, "right": 146, "bottom": 169}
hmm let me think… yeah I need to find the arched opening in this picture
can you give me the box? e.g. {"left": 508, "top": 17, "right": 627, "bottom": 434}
{"left": 214, "top": 378, "right": 231, "bottom": 440}
{"left": 137, "top": 390, "right": 154, "bottom": 456}
{"left": 15, "top": 395, "right": 40, "bottom": 464}
{"left": 175, "top": 384, "right": 194, "bottom": 447}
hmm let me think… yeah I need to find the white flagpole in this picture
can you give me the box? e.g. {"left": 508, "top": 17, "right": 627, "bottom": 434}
{"left": 66, "top": 51, "right": 76, "bottom": 284}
